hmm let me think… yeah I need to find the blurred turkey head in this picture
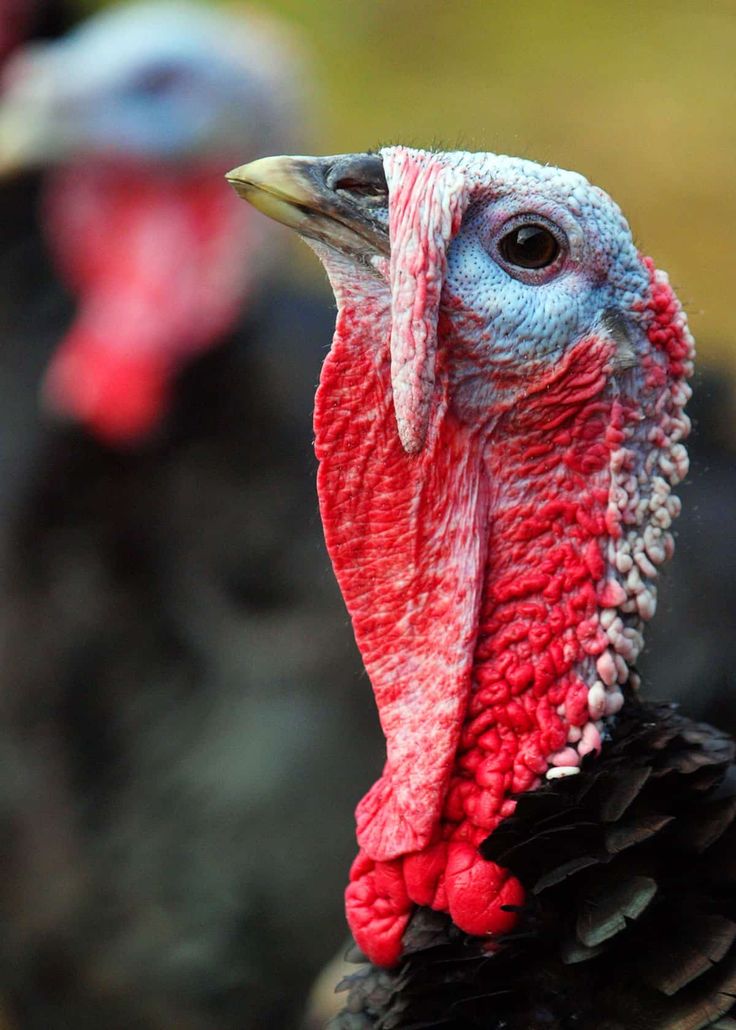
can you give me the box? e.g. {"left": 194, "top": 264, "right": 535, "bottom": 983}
{"left": 0, "top": 1, "right": 309, "bottom": 444}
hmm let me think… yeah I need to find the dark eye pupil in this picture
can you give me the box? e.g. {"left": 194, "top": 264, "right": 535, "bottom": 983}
{"left": 133, "top": 66, "right": 186, "bottom": 96}
{"left": 500, "top": 224, "right": 559, "bottom": 269}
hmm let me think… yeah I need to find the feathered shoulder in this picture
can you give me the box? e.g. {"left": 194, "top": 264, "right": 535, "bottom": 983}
{"left": 330, "top": 700, "right": 736, "bottom": 1030}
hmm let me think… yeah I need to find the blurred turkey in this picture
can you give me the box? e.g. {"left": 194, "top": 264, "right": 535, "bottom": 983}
{"left": 0, "top": 4, "right": 379, "bottom": 1028}
{"left": 229, "top": 147, "right": 736, "bottom": 1029}
{"left": 0, "top": 0, "right": 309, "bottom": 443}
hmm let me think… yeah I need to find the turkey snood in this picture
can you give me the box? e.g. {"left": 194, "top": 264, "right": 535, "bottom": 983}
{"left": 228, "top": 146, "right": 693, "bottom": 968}
{"left": 386, "top": 151, "right": 468, "bottom": 452}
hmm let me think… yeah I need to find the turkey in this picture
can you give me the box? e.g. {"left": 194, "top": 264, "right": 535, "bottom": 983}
{"left": 228, "top": 148, "right": 736, "bottom": 1028}
{"left": 0, "top": 0, "right": 306, "bottom": 444}
{"left": 0, "top": 6, "right": 379, "bottom": 1028}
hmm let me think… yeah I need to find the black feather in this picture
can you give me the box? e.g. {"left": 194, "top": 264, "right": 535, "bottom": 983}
{"left": 329, "top": 700, "right": 736, "bottom": 1029}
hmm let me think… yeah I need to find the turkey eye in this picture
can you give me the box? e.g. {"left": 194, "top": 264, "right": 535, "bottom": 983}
{"left": 130, "top": 65, "right": 190, "bottom": 96}
{"left": 499, "top": 224, "right": 560, "bottom": 270}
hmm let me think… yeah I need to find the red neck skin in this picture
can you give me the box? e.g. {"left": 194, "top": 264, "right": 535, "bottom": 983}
{"left": 314, "top": 250, "right": 690, "bottom": 968}
{"left": 41, "top": 162, "right": 260, "bottom": 445}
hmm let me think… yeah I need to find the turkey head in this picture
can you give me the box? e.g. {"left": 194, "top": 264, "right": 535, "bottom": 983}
{"left": 228, "top": 148, "right": 693, "bottom": 966}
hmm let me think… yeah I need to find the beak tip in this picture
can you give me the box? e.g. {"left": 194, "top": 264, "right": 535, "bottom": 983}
{"left": 225, "top": 163, "right": 246, "bottom": 183}
{"left": 225, "top": 158, "right": 288, "bottom": 204}
{"left": 225, "top": 166, "right": 255, "bottom": 203}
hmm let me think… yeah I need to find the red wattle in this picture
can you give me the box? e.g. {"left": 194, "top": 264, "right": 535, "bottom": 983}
{"left": 328, "top": 312, "right": 640, "bottom": 958}
{"left": 316, "top": 329, "right": 490, "bottom": 862}
{"left": 43, "top": 331, "right": 170, "bottom": 445}
{"left": 42, "top": 163, "right": 257, "bottom": 444}
{"left": 316, "top": 148, "right": 693, "bottom": 968}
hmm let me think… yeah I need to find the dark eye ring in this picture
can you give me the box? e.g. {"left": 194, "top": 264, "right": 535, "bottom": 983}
{"left": 495, "top": 216, "right": 566, "bottom": 278}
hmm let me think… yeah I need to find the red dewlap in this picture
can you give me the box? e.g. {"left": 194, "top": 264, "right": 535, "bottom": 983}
{"left": 342, "top": 263, "right": 691, "bottom": 966}
{"left": 315, "top": 151, "right": 691, "bottom": 969}
{"left": 320, "top": 308, "right": 634, "bottom": 963}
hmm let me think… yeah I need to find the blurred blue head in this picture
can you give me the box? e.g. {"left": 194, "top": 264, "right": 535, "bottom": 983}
{"left": 0, "top": 1, "right": 307, "bottom": 169}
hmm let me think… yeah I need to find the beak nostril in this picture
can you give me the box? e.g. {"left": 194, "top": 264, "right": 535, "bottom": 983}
{"left": 331, "top": 176, "right": 386, "bottom": 197}
{"left": 230, "top": 153, "right": 391, "bottom": 259}
{"left": 325, "top": 154, "right": 387, "bottom": 200}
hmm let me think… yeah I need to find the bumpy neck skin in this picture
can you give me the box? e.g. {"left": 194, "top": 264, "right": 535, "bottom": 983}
{"left": 311, "top": 148, "right": 693, "bottom": 968}
{"left": 446, "top": 283, "right": 691, "bottom": 854}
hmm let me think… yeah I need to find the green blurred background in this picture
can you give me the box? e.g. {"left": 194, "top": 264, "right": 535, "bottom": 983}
{"left": 74, "top": 0, "right": 736, "bottom": 368}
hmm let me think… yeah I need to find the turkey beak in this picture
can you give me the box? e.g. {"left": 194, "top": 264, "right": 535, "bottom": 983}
{"left": 226, "top": 154, "right": 390, "bottom": 260}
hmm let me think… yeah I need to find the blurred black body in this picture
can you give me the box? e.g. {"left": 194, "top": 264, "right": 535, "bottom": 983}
{"left": 0, "top": 270, "right": 381, "bottom": 1028}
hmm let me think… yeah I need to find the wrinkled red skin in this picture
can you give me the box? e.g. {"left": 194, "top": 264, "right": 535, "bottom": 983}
{"left": 329, "top": 327, "right": 619, "bottom": 965}
{"left": 316, "top": 251, "right": 689, "bottom": 967}
{"left": 42, "top": 163, "right": 256, "bottom": 445}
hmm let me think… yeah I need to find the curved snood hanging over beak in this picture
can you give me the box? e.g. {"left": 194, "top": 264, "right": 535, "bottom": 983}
{"left": 227, "top": 147, "right": 484, "bottom": 861}
{"left": 312, "top": 149, "right": 487, "bottom": 862}
{"left": 384, "top": 148, "right": 469, "bottom": 453}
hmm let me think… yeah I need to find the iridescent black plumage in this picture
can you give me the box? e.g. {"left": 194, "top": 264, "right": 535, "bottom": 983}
{"left": 330, "top": 700, "right": 736, "bottom": 1029}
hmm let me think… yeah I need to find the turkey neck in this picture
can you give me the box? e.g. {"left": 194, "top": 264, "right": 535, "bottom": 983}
{"left": 444, "top": 267, "right": 692, "bottom": 847}
{"left": 445, "top": 334, "right": 658, "bottom": 848}
{"left": 315, "top": 253, "right": 691, "bottom": 862}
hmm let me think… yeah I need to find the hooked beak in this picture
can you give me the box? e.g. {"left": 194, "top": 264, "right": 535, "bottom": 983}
{"left": 226, "top": 153, "right": 390, "bottom": 261}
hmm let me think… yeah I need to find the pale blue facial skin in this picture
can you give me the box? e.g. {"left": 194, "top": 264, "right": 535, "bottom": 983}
{"left": 1, "top": 1, "right": 297, "bottom": 164}
{"left": 311, "top": 148, "right": 652, "bottom": 431}
{"left": 386, "top": 149, "right": 650, "bottom": 425}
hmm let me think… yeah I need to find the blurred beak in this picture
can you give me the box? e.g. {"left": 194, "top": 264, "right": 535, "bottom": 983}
{"left": 0, "top": 53, "right": 63, "bottom": 177}
{"left": 226, "top": 153, "right": 389, "bottom": 259}
{"left": 0, "top": 101, "right": 49, "bottom": 175}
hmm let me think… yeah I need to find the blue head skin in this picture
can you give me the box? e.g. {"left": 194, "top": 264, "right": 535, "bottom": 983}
{"left": 0, "top": 0, "right": 306, "bottom": 171}
{"left": 240, "top": 148, "right": 653, "bottom": 437}
{"left": 400, "top": 150, "right": 651, "bottom": 425}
